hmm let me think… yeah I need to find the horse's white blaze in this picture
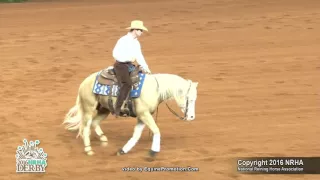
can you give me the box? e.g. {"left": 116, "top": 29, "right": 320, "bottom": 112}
{"left": 185, "top": 82, "right": 198, "bottom": 121}
{"left": 186, "top": 100, "right": 196, "bottom": 121}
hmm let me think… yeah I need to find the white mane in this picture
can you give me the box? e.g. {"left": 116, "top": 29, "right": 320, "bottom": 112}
{"left": 151, "top": 73, "right": 190, "bottom": 102}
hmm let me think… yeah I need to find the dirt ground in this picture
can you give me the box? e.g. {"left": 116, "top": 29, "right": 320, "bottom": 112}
{"left": 0, "top": 0, "right": 319, "bottom": 179}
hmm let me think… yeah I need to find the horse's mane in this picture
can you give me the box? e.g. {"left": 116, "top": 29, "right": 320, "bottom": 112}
{"left": 151, "top": 73, "right": 189, "bottom": 102}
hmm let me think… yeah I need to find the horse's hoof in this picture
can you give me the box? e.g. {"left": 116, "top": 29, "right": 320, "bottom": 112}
{"left": 116, "top": 149, "right": 125, "bottom": 156}
{"left": 145, "top": 150, "right": 158, "bottom": 162}
{"left": 100, "top": 135, "right": 108, "bottom": 142}
{"left": 101, "top": 141, "right": 108, "bottom": 147}
{"left": 149, "top": 150, "right": 158, "bottom": 157}
{"left": 87, "top": 150, "right": 95, "bottom": 156}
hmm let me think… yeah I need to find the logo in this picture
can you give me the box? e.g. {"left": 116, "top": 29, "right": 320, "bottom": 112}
{"left": 16, "top": 139, "right": 48, "bottom": 173}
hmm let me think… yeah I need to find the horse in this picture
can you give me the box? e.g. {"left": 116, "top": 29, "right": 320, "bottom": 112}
{"left": 62, "top": 66, "right": 199, "bottom": 159}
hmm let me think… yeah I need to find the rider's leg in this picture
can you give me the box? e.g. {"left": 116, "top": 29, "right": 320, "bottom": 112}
{"left": 114, "top": 62, "right": 132, "bottom": 117}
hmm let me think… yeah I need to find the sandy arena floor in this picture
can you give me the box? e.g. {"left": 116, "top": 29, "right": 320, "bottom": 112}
{"left": 0, "top": 0, "right": 319, "bottom": 179}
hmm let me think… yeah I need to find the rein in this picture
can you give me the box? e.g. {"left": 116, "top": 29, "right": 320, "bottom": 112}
{"left": 149, "top": 76, "right": 192, "bottom": 138}
{"left": 165, "top": 102, "right": 188, "bottom": 120}
{"left": 167, "top": 80, "right": 192, "bottom": 120}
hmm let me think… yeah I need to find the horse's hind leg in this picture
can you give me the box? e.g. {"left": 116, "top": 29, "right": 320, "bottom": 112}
{"left": 80, "top": 100, "right": 98, "bottom": 155}
{"left": 82, "top": 112, "right": 95, "bottom": 156}
{"left": 92, "top": 110, "right": 110, "bottom": 147}
{"left": 117, "top": 119, "right": 146, "bottom": 155}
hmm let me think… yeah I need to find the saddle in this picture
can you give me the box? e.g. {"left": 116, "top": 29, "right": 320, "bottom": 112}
{"left": 96, "top": 65, "right": 143, "bottom": 117}
{"left": 97, "top": 66, "right": 141, "bottom": 88}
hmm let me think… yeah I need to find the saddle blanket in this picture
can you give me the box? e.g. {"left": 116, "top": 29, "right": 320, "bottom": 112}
{"left": 92, "top": 71, "right": 146, "bottom": 98}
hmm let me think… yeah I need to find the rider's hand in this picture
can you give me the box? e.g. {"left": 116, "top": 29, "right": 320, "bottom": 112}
{"left": 144, "top": 69, "right": 151, "bottom": 74}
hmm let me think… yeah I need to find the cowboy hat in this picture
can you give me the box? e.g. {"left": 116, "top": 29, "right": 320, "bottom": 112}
{"left": 126, "top": 20, "right": 148, "bottom": 31}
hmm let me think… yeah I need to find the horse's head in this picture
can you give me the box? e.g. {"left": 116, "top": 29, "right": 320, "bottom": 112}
{"left": 176, "top": 80, "right": 198, "bottom": 121}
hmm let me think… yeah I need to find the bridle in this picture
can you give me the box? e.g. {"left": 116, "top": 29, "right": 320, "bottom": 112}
{"left": 155, "top": 77, "right": 192, "bottom": 121}
{"left": 149, "top": 77, "right": 192, "bottom": 138}
{"left": 165, "top": 81, "right": 192, "bottom": 120}
{"left": 165, "top": 100, "right": 189, "bottom": 120}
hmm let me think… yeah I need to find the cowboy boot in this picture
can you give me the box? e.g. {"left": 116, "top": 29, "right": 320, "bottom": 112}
{"left": 115, "top": 85, "right": 130, "bottom": 118}
{"left": 122, "top": 101, "right": 130, "bottom": 117}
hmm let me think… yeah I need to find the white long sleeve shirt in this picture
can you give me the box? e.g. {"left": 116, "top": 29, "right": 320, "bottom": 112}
{"left": 112, "top": 33, "right": 150, "bottom": 72}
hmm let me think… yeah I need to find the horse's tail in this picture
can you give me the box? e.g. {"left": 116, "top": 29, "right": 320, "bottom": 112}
{"left": 62, "top": 92, "right": 84, "bottom": 138}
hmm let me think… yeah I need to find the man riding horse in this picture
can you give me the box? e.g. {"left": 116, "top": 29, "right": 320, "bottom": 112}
{"left": 112, "top": 20, "right": 152, "bottom": 118}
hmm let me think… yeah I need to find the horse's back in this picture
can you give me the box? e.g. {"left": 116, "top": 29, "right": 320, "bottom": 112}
{"left": 78, "top": 71, "right": 100, "bottom": 100}
{"left": 80, "top": 71, "right": 100, "bottom": 86}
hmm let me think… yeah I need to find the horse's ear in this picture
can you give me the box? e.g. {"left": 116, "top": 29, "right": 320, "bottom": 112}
{"left": 193, "top": 82, "right": 198, "bottom": 87}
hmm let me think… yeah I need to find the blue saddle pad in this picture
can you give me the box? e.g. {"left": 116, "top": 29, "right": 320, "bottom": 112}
{"left": 92, "top": 71, "right": 146, "bottom": 98}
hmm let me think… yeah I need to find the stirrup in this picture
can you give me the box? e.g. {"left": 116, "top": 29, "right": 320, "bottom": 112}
{"left": 121, "top": 108, "right": 130, "bottom": 117}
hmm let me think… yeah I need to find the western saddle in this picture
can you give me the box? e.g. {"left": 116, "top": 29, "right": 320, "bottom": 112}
{"left": 96, "top": 65, "right": 142, "bottom": 117}
{"left": 97, "top": 66, "right": 141, "bottom": 87}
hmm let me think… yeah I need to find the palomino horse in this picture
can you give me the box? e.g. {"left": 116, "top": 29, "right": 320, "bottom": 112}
{"left": 62, "top": 66, "right": 198, "bottom": 159}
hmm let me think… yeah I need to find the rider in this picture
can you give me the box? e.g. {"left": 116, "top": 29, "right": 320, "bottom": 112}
{"left": 112, "top": 20, "right": 152, "bottom": 118}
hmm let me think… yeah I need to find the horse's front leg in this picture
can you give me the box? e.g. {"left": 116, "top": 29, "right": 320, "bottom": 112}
{"left": 123, "top": 112, "right": 161, "bottom": 160}
{"left": 117, "top": 119, "right": 146, "bottom": 155}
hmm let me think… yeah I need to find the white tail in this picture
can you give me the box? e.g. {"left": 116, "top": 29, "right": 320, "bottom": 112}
{"left": 62, "top": 94, "right": 84, "bottom": 138}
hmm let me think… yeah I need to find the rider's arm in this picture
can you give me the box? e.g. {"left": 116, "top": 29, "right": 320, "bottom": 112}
{"left": 135, "top": 41, "right": 150, "bottom": 72}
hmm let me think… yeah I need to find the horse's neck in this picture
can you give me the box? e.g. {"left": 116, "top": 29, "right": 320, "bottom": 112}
{"left": 152, "top": 74, "right": 188, "bottom": 102}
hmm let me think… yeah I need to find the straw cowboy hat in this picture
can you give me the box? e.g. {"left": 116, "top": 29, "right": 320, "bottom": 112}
{"left": 126, "top": 20, "right": 148, "bottom": 32}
